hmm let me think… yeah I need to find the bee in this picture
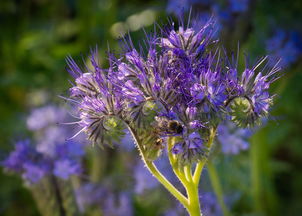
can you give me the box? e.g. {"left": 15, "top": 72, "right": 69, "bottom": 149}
{"left": 154, "top": 116, "right": 184, "bottom": 136}
{"left": 154, "top": 138, "right": 164, "bottom": 149}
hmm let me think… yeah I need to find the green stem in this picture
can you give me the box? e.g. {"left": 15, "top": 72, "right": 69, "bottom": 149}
{"left": 127, "top": 124, "right": 219, "bottom": 216}
{"left": 168, "top": 137, "right": 201, "bottom": 215}
{"left": 145, "top": 160, "right": 188, "bottom": 208}
{"left": 167, "top": 137, "right": 189, "bottom": 186}
{"left": 207, "top": 161, "right": 231, "bottom": 216}
{"left": 186, "top": 182, "right": 202, "bottom": 216}
{"left": 185, "top": 165, "right": 202, "bottom": 216}
{"left": 193, "top": 160, "right": 206, "bottom": 185}
{"left": 127, "top": 126, "right": 188, "bottom": 208}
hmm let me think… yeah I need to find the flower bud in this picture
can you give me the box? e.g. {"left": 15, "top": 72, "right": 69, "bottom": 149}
{"left": 229, "top": 97, "right": 258, "bottom": 127}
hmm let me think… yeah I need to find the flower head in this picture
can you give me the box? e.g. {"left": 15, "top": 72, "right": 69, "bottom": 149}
{"left": 66, "top": 17, "right": 281, "bottom": 165}
{"left": 67, "top": 50, "right": 125, "bottom": 145}
{"left": 225, "top": 56, "right": 281, "bottom": 127}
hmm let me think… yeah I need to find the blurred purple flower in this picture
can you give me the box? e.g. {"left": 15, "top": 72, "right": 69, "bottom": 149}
{"left": 134, "top": 161, "right": 159, "bottom": 194}
{"left": 102, "top": 192, "right": 133, "bottom": 216}
{"left": 36, "top": 126, "right": 67, "bottom": 157}
{"left": 22, "top": 162, "right": 48, "bottom": 184}
{"left": 218, "top": 121, "right": 251, "bottom": 154}
{"left": 55, "top": 141, "right": 85, "bottom": 159}
{"left": 229, "top": 0, "right": 249, "bottom": 13}
{"left": 2, "top": 140, "right": 52, "bottom": 184}
{"left": 75, "top": 183, "right": 105, "bottom": 212}
{"left": 2, "top": 140, "right": 35, "bottom": 172}
{"left": 26, "top": 105, "right": 66, "bottom": 131}
{"left": 118, "top": 130, "right": 135, "bottom": 152}
{"left": 201, "top": 192, "right": 222, "bottom": 216}
{"left": 3, "top": 103, "right": 86, "bottom": 184}
{"left": 266, "top": 29, "right": 302, "bottom": 68}
{"left": 166, "top": 0, "right": 192, "bottom": 15}
{"left": 53, "top": 159, "right": 82, "bottom": 180}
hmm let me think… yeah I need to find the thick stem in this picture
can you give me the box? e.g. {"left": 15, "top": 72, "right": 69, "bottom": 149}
{"left": 187, "top": 183, "right": 202, "bottom": 216}
{"left": 185, "top": 165, "right": 202, "bottom": 216}
{"left": 168, "top": 137, "right": 202, "bottom": 215}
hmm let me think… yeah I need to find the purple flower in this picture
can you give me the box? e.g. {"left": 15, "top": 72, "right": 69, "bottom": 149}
{"left": 2, "top": 140, "right": 52, "bottom": 184}
{"left": 36, "top": 126, "right": 67, "bottom": 157}
{"left": 66, "top": 50, "right": 124, "bottom": 144}
{"left": 218, "top": 121, "right": 251, "bottom": 154}
{"left": 225, "top": 56, "right": 281, "bottom": 127}
{"left": 22, "top": 162, "right": 48, "bottom": 184}
{"left": 75, "top": 183, "right": 105, "bottom": 212}
{"left": 266, "top": 29, "right": 302, "bottom": 68}
{"left": 229, "top": 0, "right": 249, "bottom": 13}
{"left": 53, "top": 159, "right": 81, "bottom": 180}
{"left": 166, "top": 0, "right": 191, "bottom": 15}
{"left": 2, "top": 140, "right": 35, "bottom": 172}
{"left": 66, "top": 16, "right": 280, "bottom": 164}
{"left": 26, "top": 105, "right": 66, "bottom": 131}
{"left": 172, "top": 132, "right": 204, "bottom": 164}
{"left": 55, "top": 141, "right": 85, "bottom": 159}
{"left": 102, "top": 192, "right": 133, "bottom": 216}
{"left": 201, "top": 192, "right": 222, "bottom": 216}
{"left": 134, "top": 161, "right": 159, "bottom": 194}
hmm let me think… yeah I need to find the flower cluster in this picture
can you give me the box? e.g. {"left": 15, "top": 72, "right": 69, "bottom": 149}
{"left": 2, "top": 105, "right": 85, "bottom": 184}
{"left": 67, "top": 18, "right": 280, "bottom": 167}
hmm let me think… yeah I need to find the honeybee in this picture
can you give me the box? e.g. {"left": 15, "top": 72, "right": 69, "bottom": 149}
{"left": 154, "top": 116, "right": 184, "bottom": 136}
{"left": 154, "top": 138, "right": 164, "bottom": 149}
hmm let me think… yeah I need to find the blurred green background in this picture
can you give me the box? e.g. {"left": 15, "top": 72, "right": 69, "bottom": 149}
{"left": 0, "top": 0, "right": 302, "bottom": 215}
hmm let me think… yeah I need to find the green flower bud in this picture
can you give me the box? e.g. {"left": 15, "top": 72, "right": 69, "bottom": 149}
{"left": 229, "top": 97, "right": 259, "bottom": 127}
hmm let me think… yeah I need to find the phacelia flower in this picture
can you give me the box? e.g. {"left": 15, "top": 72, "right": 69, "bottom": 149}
{"left": 66, "top": 50, "right": 125, "bottom": 144}
{"left": 66, "top": 17, "right": 280, "bottom": 166}
{"left": 2, "top": 140, "right": 50, "bottom": 184}
{"left": 26, "top": 105, "right": 65, "bottom": 131}
{"left": 3, "top": 104, "right": 86, "bottom": 185}
{"left": 225, "top": 56, "right": 281, "bottom": 127}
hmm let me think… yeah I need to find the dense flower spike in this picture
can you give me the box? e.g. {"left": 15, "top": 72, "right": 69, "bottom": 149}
{"left": 67, "top": 18, "right": 280, "bottom": 166}
{"left": 64, "top": 16, "right": 281, "bottom": 216}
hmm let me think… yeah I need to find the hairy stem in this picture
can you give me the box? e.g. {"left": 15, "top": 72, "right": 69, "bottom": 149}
{"left": 168, "top": 137, "right": 201, "bottom": 215}
{"left": 127, "top": 125, "right": 189, "bottom": 208}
